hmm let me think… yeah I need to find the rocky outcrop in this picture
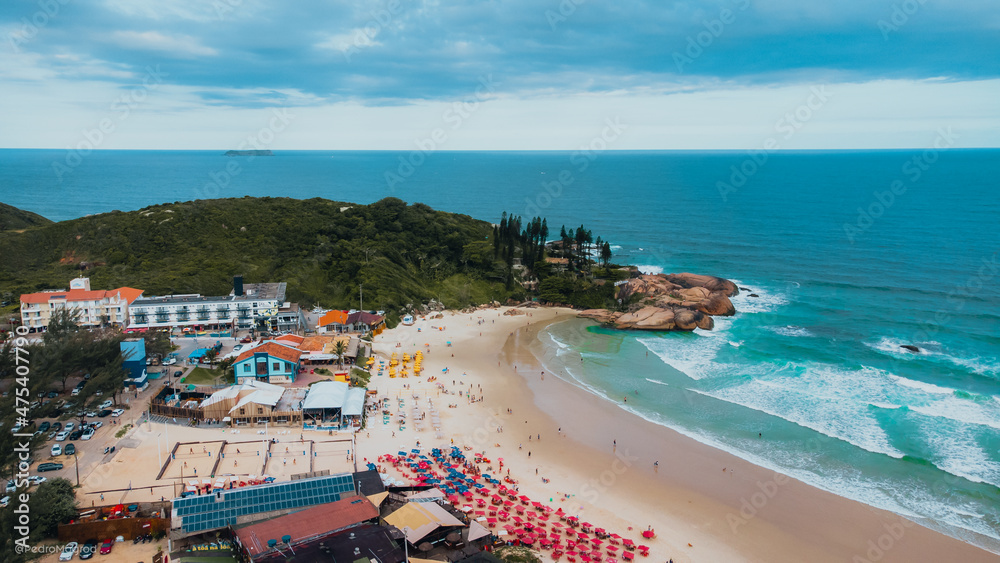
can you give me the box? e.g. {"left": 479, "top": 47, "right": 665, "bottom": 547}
{"left": 578, "top": 272, "right": 736, "bottom": 332}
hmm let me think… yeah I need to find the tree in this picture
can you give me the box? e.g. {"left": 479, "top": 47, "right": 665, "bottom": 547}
{"left": 203, "top": 347, "right": 218, "bottom": 368}
{"left": 141, "top": 330, "right": 174, "bottom": 359}
{"left": 601, "top": 242, "right": 612, "bottom": 268}
{"left": 333, "top": 339, "right": 347, "bottom": 370}
{"left": 28, "top": 478, "right": 77, "bottom": 538}
{"left": 42, "top": 307, "right": 81, "bottom": 344}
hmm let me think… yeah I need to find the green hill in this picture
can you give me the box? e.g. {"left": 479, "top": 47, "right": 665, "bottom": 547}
{"left": 0, "top": 202, "right": 52, "bottom": 232}
{"left": 0, "top": 197, "right": 518, "bottom": 313}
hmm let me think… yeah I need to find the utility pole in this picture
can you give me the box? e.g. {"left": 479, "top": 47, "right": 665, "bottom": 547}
{"left": 73, "top": 450, "right": 80, "bottom": 487}
{"left": 360, "top": 283, "right": 363, "bottom": 312}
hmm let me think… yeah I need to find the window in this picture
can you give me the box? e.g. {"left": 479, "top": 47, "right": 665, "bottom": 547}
{"left": 239, "top": 408, "right": 245, "bottom": 415}
{"left": 258, "top": 408, "right": 263, "bottom": 414}
{"left": 273, "top": 362, "right": 280, "bottom": 371}
{"left": 243, "top": 364, "right": 250, "bottom": 372}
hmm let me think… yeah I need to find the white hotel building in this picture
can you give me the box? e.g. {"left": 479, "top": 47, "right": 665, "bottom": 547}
{"left": 19, "top": 277, "right": 144, "bottom": 332}
{"left": 127, "top": 278, "right": 287, "bottom": 332}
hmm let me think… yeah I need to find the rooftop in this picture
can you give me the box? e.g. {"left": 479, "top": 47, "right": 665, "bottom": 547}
{"left": 233, "top": 496, "right": 378, "bottom": 558}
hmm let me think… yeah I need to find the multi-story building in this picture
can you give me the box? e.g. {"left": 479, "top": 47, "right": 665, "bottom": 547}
{"left": 19, "top": 277, "right": 144, "bottom": 332}
{"left": 127, "top": 277, "right": 287, "bottom": 332}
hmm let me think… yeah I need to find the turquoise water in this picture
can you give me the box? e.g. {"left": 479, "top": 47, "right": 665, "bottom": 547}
{"left": 2, "top": 148, "right": 999, "bottom": 548}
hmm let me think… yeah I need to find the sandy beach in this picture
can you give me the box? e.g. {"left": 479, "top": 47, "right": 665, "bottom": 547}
{"left": 65, "top": 306, "right": 997, "bottom": 562}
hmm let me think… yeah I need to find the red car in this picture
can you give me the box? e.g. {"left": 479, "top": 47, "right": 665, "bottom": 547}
{"left": 99, "top": 539, "right": 113, "bottom": 555}
{"left": 240, "top": 336, "right": 252, "bottom": 343}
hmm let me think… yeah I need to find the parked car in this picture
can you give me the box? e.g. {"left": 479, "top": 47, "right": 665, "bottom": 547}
{"left": 0, "top": 496, "right": 9, "bottom": 507}
{"left": 99, "top": 538, "right": 113, "bottom": 555}
{"left": 38, "top": 421, "right": 50, "bottom": 433}
{"left": 89, "top": 421, "right": 103, "bottom": 430}
{"left": 37, "top": 462, "right": 63, "bottom": 472}
{"left": 173, "top": 370, "right": 183, "bottom": 377}
{"left": 240, "top": 336, "right": 252, "bottom": 343}
{"left": 64, "top": 422, "right": 75, "bottom": 432}
{"left": 98, "top": 399, "right": 113, "bottom": 409}
{"left": 81, "top": 428, "right": 95, "bottom": 440}
{"left": 27, "top": 475, "right": 47, "bottom": 486}
{"left": 63, "top": 443, "right": 75, "bottom": 456}
{"left": 5, "top": 480, "right": 15, "bottom": 493}
{"left": 46, "top": 390, "right": 59, "bottom": 399}
{"left": 51, "top": 422, "right": 62, "bottom": 432}
{"left": 71, "top": 387, "right": 81, "bottom": 396}
{"left": 55, "top": 431, "right": 68, "bottom": 442}
{"left": 85, "top": 411, "right": 97, "bottom": 418}
{"left": 111, "top": 409, "right": 125, "bottom": 417}
{"left": 69, "top": 429, "right": 83, "bottom": 441}
{"left": 97, "top": 410, "right": 112, "bottom": 418}
{"left": 50, "top": 444, "right": 62, "bottom": 456}
{"left": 79, "top": 539, "right": 96, "bottom": 560}
{"left": 59, "top": 541, "right": 78, "bottom": 561}
{"left": 165, "top": 357, "right": 177, "bottom": 365}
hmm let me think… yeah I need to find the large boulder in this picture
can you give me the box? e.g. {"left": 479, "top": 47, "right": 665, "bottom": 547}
{"left": 665, "top": 273, "right": 739, "bottom": 296}
{"left": 697, "top": 293, "right": 735, "bottom": 316}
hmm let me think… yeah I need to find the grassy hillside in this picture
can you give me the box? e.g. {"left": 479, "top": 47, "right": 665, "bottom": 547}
{"left": 0, "top": 202, "right": 52, "bottom": 232}
{"left": 0, "top": 197, "right": 518, "bottom": 311}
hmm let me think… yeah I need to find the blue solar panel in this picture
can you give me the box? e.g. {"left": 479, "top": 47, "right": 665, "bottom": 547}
{"left": 175, "top": 473, "right": 356, "bottom": 533}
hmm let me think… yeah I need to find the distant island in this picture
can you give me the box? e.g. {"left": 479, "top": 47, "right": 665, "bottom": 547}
{"left": 224, "top": 149, "right": 273, "bottom": 156}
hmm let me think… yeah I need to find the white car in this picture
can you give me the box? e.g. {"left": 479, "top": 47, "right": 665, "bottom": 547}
{"left": 111, "top": 409, "right": 125, "bottom": 417}
{"left": 71, "top": 388, "right": 80, "bottom": 396}
{"left": 165, "top": 357, "right": 177, "bottom": 365}
{"left": 90, "top": 421, "right": 103, "bottom": 430}
{"left": 0, "top": 496, "right": 9, "bottom": 507}
{"left": 64, "top": 422, "right": 75, "bottom": 432}
{"left": 98, "top": 399, "right": 113, "bottom": 409}
{"left": 51, "top": 444, "right": 62, "bottom": 456}
{"left": 81, "top": 428, "right": 95, "bottom": 440}
{"left": 27, "top": 476, "right": 46, "bottom": 486}
{"left": 55, "top": 431, "right": 68, "bottom": 442}
{"left": 59, "top": 541, "right": 78, "bottom": 561}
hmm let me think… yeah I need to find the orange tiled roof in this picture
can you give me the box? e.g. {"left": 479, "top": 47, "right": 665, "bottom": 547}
{"left": 318, "top": 310, "right": 349, "bottom": 327}
{"left": 20, "top": 289, "right": 119, "bottom": 304}
{"left": 234, "top": 342, "right": 302, "bottom": 364}
{"left": 298, "top": 335, "right": 336, "bottom": 352}
{"left": 274, "top": 334, "right": 304, "bottom": 346}
{"left": 115, "top": 287, "right": 144, "bottom": 304}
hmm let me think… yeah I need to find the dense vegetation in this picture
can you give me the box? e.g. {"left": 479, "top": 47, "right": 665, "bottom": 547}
{"left": 0, "top": 197, "right": 519, "bottom": 313}
{"left": 0, "top": 197, "right": 625, "bottom": 315}
{"left": 0, "top": 478, "right": 78, "bottom": 562}
{"left": 0, "top": 202, "right": 52, "bottom": 233}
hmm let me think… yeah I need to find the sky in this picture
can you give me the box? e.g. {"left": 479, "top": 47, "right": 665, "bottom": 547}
{"left": 1, "top": 0, "right": 998, "bottom": 150}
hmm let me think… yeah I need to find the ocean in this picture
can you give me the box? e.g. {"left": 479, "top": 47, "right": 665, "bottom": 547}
{"left": 2, "top": 148, "right": 999, "bottom": 550}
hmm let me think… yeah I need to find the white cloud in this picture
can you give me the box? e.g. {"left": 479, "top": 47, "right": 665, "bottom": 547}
{"left": 108, "top": 30, "right": 218, "bottom": 58}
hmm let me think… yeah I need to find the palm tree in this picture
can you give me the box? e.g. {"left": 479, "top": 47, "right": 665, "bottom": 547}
{"left": 333, "top": 340, "right": 347, "bottom": 370}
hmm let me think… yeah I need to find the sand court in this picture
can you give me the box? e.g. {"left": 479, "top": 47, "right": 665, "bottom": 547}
{"left": 262, "top": 439, "right": 315, "bottom": 478}
{"left": 159, "top": 439, "right": 225, "bottom": 480}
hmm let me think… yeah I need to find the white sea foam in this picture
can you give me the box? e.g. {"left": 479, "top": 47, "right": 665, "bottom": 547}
{"left": 637, "top": 332, "right": 728, "bottom": 380}
{"left": 644, "top": 378, "right": 669, "bottom": 386}
{"left": 866, "top": 337, "right": 1000, "bottom": 378}
{"left": 635, "top": 264, "right": 663, "bottom": 275}
{"left": 728, "top": 280, "right": 789, "bottom": 314}
{"left": 918, "top": 422, "right": 1000, "bottom": 487}
{"left": 695, "top": 369, "right": 908, "bottom": 459}
{"left": 889, "top": 374, "right": 956, "bottom": 395}
{"left": 766, "top": 326, "right": 815, "bottom": 338}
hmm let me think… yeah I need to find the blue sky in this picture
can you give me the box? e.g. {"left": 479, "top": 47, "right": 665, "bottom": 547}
{"left": 1, "top": 0, "right": 998, "bottom": 149}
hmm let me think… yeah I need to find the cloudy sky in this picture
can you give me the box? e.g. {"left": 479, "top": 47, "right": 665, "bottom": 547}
{"left": 1, "top": 0, "right": 998, "bottom": 150}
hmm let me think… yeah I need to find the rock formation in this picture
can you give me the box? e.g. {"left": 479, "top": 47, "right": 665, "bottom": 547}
{"left": 578, "top": 272, "right": 738, "bottom": 332}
